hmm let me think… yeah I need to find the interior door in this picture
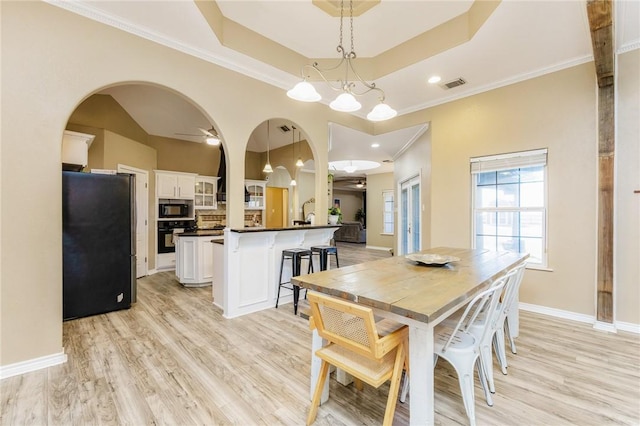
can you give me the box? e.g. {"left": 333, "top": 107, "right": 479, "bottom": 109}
{"left": 399, "top": 176, "right": 421, "bottom": 255}
{"left": 118, "top": 164, "right": 148, "bottom": 277}
{"left": 266, "top": 187, "right": 289, "bottom": 228}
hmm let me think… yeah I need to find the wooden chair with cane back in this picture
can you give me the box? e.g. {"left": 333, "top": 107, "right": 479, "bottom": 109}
{"left": 306, "top": 291, "right": 408, "bottom": 426}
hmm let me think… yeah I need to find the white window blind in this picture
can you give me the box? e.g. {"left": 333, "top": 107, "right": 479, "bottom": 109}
{"left": 382, "top": 190, "right": 394, "bottom": 234}
{"left": 470, "top": 148, "right": 547, "bottom": 174}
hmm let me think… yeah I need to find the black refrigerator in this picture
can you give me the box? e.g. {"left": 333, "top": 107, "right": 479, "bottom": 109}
{"left": 63, "top": 171, "right": 136, "bottom": 320}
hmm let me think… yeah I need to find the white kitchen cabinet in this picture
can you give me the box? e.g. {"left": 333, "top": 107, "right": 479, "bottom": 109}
{"left": 175, "top": 234, "right": 222, "bottom": 286}
{"left": 195, "top": 176, "right": 219, "bottom": 209}
{"left": 212, "top": 240, "right": 225, "bottom": 310}
{"left": 155, "top": 170, "right": 196, "bottom": 199}
{"left": 156, "top": 252, "right": 176, "bottom": 271}
{"left": 62, "top": 130, "right": 94, "bottom": 169}
{"left": 245, "top": 180, "right": 266, "bottom": 210}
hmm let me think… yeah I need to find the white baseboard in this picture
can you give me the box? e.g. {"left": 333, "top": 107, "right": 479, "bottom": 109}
{"left": 148, "top": 268, "right": 158, "bottom": 275}
{"left": 0, "top": 351, "right": 67, "bottom": 380}
{"left": 615, "top": 321, "right": 640, "bottom": 334}
{"left": 365, "top": 245, "right": 393, "bottom": 252}
{"left": 594, "top": 321, "right": 618, "bottom": 333}
{"left": 520, "top": 303, "right": 639, "bottom": 334}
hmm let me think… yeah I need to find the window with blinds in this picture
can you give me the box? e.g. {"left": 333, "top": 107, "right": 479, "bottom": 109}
{"left": 382, "top": 190, "right": 394, "bottom": 235}
{"left": 470, "top": 149, "right": 548, "bottom": 267}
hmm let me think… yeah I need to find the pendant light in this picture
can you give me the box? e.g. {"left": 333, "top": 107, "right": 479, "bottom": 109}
{"left": 290, "top": 123, "right": 297, "bottom": 186}
{"left": 262, "top": 120, "right": 273, "bottom": 174}
{"left": 287, "top": 0, "right": 397, "bottom": 122}
{"left": 344, "top": 160, "right": 357, "bottom": 173}
{"left": 295, "top": 127, "right": 304, "bottom": 168}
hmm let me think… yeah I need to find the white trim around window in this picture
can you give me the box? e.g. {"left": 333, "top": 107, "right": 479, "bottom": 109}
{"left": 471, "top": 148, "right": 548, "bottom": 267}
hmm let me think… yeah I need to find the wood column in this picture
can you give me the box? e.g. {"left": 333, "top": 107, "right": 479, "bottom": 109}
{"left": 587, "top": 0, "right": 614, "bottom": 323}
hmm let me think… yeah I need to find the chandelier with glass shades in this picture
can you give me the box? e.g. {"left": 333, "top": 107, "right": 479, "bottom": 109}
{"left": 286, "top": 0, "right": 397, "bottom": 122}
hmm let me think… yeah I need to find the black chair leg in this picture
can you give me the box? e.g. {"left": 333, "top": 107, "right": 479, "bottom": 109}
{"left": 293, "top": 285, "right": 300, "bottom": 315}
{"left": 276, "top": 254, "right": 287, "bottom": 309}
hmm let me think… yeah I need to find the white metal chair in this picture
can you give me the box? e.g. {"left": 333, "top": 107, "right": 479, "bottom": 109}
{"left": 434, "top": 262, "right": 527, "bottom": 399}
{"left": 495, "top": 262, "right": 527, "bottom": 370}
{"left": 306, "top": 292, "right": 408, "bottom": 426}
{"left": 400, "top": 275, "right": 508, "bottom": 426}
{"left": 463, "top": 264, "right": 526, "bottom": 397}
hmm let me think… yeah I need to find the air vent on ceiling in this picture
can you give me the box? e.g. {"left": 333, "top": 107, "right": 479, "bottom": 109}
{"left": 279, "top": 125, "right": 291, "bottom": 133}
{"left": 382, "top": 159, "right": 393, "bottom": 163}
{"left": 440, "top": 78, "right": 467, "bottom": 90}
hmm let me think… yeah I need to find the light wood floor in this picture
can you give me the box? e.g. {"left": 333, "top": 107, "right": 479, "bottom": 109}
{"left": 2, "top": 243, "right": 639, "bottom": 425}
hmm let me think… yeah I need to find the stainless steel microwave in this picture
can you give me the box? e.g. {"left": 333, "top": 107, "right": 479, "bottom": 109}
{"left": 159, "top": 203, "right": 189, "bottom": 218}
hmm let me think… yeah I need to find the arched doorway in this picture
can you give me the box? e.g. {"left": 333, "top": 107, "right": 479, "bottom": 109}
{"left": 63, "top": 82, "right": 226, "bottom": 316}
{"left": 244, "top": 119, "right": 315, "bottom": 228}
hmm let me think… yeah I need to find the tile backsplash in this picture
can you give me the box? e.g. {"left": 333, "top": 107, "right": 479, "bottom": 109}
{"left": 195, "top": 209, "right": 263, "bottom": 228}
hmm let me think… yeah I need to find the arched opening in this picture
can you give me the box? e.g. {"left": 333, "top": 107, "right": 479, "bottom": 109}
{"left": 244, "top": 119, "right": 315, "bottom": 228}
{"left": 62, "top": 82, "right": 226, "bottom": 318}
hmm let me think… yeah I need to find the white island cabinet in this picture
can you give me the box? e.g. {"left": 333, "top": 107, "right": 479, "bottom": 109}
{"left": 175, "top": 233, "right": 223, "bottom": 286}
{"left": 216, "top": 226, "right": 339, "bottom": 318}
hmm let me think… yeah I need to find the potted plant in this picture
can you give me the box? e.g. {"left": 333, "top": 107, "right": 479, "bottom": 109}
{"left": 328, "top": 205, "right": 341, "bottom": 225}
{"left": 355, "top": 208, "right": 366, "bottom": 227}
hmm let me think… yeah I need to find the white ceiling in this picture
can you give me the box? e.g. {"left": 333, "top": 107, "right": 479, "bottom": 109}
{"left": 53, "top": 0, "right": 639, "bottom": 177}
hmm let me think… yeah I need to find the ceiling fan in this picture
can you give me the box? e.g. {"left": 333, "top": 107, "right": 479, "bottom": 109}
{"left": 334, "top": 176, "right": 367, "bottom": 190}
{"left": 175, "top": 126, "right": 221, "bottom": 145}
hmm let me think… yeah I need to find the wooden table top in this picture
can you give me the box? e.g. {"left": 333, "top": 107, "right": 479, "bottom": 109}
{"left": 293, "top": 247, "right": 528, "bottom": 324}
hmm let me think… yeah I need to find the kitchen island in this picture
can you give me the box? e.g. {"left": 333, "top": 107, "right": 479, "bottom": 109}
{"left": 175, "top": 229, "right": 224, "bottom": 287}
{"left": 216, "top": 225, "right": 339, "bottom": 318}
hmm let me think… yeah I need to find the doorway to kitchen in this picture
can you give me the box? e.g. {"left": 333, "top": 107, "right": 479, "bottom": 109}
{"left": 266, "top": 187, "right": 289, "bottom": 228}
{"left": 118, "top": 164, "right": 148, "bottom": 278}
{"left": 398, "top": 175, "right": 421, "bottom": 255}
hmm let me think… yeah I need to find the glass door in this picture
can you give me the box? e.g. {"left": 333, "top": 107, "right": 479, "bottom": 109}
{"left": 399, "top": 176, "right": 421, "bottom": 255}
{"left": 195, "top": 177, "right": 217, "bottom": 209}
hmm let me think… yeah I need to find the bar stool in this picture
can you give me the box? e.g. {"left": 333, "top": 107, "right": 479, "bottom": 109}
{"left": 310, "top": 245, "right": 339, "bottom": 271}
{"left": 275, "top": 248, "right": 314, "bottom": 314}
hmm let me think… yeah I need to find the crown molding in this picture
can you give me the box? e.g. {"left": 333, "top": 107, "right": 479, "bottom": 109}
{"left": 44, "top": 1, "right": 294, "bottom": 92}
{"left": 44, "top": 1, "right": 614, "bottom": 124}
{"left": 399, "top": 55, "right": 594, "bottom": 117}
{"left": 617, "top": 40, "right": 640, "bottom": 54}
{"left": 392, "top": 123, "right": 429, "bottom": 161}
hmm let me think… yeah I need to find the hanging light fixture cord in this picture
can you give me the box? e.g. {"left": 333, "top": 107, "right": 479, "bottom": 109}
{"left": 290, "top": 123, "right": 297, "bottom": 186}
{"left": 263, "top": 120, "right": 273, "bottom": 174}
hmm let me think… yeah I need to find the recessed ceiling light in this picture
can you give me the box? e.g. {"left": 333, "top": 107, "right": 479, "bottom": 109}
{"left": 371, "top": 143, "right": 380, "bottom": 148}
{"left": 428, "top": 75, "right": 441, "bottom": 84}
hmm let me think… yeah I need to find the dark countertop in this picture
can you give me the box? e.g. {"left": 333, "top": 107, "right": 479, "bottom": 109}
{"left": 229, "top": 225, "right": 339, "bottom": 233}
{"left": 177, "top": 230, "right": 225, "bottom": 237}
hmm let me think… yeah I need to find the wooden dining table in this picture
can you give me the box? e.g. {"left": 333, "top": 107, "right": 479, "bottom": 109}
{"left": 293, "top": 246, "right": 529, "bottom": 425}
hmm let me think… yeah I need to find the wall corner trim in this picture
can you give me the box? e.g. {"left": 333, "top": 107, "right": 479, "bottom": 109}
{"left": 0, "top": 351, "right": 68, "bottom": 380}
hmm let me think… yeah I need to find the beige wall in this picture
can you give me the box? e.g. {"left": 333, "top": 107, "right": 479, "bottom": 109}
{"left": 245, "top": 151, "right": 264, "bottom": 180}
{"left": 365, "top": 173, "right": 395, "bottom": 249}
{"left": 615, "top": 49, "right": 640, "bottom": 325}
{"left": 1, "top": 1, "right": 638, "bottom": 370}
{"left": 395, "top": 64, "right": 599, "bottom": 316}
{"left": 103, "top": 131, "right": 158, "bottom": 270}
{"left": 69, "top": 94, "right": 148, "bottom": 143}
{"left": 1, "top": 1, "right": 340, "bottom": 366}
{"left": 297, "top": 171, "right": 316, "bottom": 220}
{"left": 332, "top": 189, "right": 364, "bottom": 224}
{"left": 394, "top": 127, "right": 432, "bottom": 254}
{"left": 146, "top": 135, "right": 220, "bottom": 176}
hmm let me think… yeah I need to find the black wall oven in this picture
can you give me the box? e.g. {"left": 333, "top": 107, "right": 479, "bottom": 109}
{"left": 158, "top": 220, "right": 193, "bottom": 253}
